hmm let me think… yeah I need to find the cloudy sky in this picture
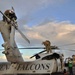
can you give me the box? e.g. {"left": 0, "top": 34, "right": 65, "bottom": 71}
{"left": 0, "top": 0, "right": 75, "bottom": 62}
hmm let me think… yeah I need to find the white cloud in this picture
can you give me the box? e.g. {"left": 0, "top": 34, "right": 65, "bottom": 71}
{"left": 15, "top": 21, "right": 75, "bottom": 49}
{"left": 27, "top": 32, "right": 45, "bottom": 40}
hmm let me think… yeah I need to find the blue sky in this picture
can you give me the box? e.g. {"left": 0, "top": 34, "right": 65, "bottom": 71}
{"left": 0, "top": 0, "right": 75, "bottom": 61}
{"left": 26, "top": 0, "right": 75, "bottom": 26}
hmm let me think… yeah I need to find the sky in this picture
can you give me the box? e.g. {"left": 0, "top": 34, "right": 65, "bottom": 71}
{"left": 0, "top": 0, "right": 75, "bottom": 62}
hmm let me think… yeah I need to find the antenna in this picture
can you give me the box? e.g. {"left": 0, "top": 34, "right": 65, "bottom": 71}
{"left": 11, "top": 6, "right": 15, "bottom": 11}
